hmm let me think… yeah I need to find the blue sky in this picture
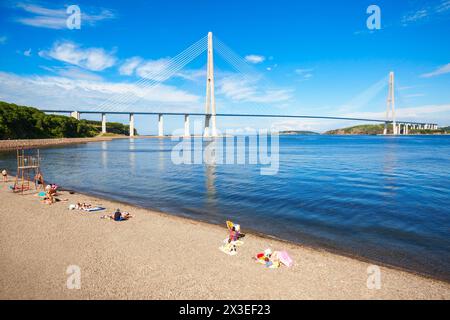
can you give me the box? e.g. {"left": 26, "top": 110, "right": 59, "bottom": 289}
{"left": 0, "top": 0, "right": 449, "bottom": 134}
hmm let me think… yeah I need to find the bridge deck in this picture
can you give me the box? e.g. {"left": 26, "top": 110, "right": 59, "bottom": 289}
{"left": 40, "top": 110, "right": 436, "bottom": 126}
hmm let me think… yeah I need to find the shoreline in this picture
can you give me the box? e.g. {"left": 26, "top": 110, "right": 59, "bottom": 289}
{"left": 0, "top": 182, "right": 449, "bottom": 299}
{"left": 0, "top": 136, "right": 131, "bottom": 151}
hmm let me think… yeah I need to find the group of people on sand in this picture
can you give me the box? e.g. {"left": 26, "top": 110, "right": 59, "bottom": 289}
{"left": 220, "top": 220, "right": 293, "bottom": 269}
{"left": 41, "top": 183, "right": 64, "bottom": 205}
{"left": 4, "top": 168, "right": 132, "bottom": 222}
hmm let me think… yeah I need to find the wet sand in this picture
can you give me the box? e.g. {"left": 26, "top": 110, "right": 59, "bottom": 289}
{"left": 0, "top": 183, "right": 449, "bottom": 299}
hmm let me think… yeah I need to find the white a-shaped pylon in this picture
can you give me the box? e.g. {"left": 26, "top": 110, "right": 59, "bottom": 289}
{"left": 384, "top": 71, "right": 396, "bottom": 134}
{"left": 204, "top": 32, "right": 217, "bottom": 137}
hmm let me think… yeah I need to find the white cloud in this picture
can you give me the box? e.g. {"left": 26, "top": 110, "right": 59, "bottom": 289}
{"left": 0, "top": 71, "right": 201, "bottom": 112}
{"left": 271, "top": 119, "right": 324, "bottom": 132}
{"left": 402, "top": 9, "right": 429, "bottom": 25}
{"left": 119, "top": 56, "right": 205, "bottom": 82}
{"left": 117, "top": 56, "right": 174, "bottom": 81}
{"left": 295, "top": 68, "right": 313, "bottom": 75}
{"left": 245, "top": 55, "right": 265, "bottom": 64}
{"left": 175, "top": 69, "right": 206, "bottom": 82}
{"left": 401, "top": 0, "right": 450, "bottom": 26}
{"left": 23, "top": 48, "right": 32, "bottom": 56}
{"left": 217, "top": 75, "right": 292, "bottom": 103}
{"left": 344, "top": 104, "right": 450, "bottom": 123}
{"left": 404, "top": 93, "right": 425, "bottom": 98}
{"left": 436, "top": 0, "right": 450, "bottom": 13}
{"left": 421, "top": 63, "right": 450, "bottom": 78}
{"left": 14, "top": 2, "right": 115, "bottom": 29}
{"left": 135, "top": 58, "right": 172, "bottom": 81}
{"left": 295, "top": 68, "right": 314, "bottom": 80}
{"left": 39, "top": 41, "right": 116, "bottom": 71}
{"left": 0, "top": 36, "right": 7, "bottom": 44}
{"left": 40, "top": 66, "right": 103, "bottom": 81}
{"left": 269, "top": 103, "right": 450, "bottom": 132}
{"left": 119, "top": 57, "right": 143, "bottom": 76}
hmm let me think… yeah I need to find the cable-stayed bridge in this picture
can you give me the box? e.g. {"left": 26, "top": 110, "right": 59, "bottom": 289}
{"left": 40, "top": 32, "right": 438, "bottom": 136}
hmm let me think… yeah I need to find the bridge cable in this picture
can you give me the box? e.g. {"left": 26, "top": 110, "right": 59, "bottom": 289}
{"left": 96, "top": 35, "right": 207, "bottom": 112}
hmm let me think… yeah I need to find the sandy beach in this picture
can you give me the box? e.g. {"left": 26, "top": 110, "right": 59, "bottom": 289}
{"left": 0, "top": 182, "right": 449, "bottom": 300}
{"left": 0, "top": 136, "right": 129, "bottom": 151}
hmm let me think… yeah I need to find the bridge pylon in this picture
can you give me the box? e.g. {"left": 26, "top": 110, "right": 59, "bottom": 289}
{"left": 384, "top": 71, "right": 396, "bottom": 135}
{"left": 204, "top": 32, "right": 217, "bottom": 137}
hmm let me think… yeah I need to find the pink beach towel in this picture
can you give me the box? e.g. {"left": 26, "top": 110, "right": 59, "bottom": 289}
{"left": 278, "top": 251, "right": 293, "bottom": 267}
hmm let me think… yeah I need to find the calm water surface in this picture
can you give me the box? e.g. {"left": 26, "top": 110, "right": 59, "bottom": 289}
{"left": 1, "top": 135, "right": 449, "bottom": 280}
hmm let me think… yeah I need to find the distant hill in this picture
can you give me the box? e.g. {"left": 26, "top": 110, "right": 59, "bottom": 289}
{"left": 0, "top": 101, "right": 136, "bottom": 139}
{"left": 325, "top": 124, "right": 450, "bottom": 135}
{"left": 278, "top": 130, "right": 319, "bottom": 135}
{"left": 325, "top": 124, "right": 386, "bottom": 135}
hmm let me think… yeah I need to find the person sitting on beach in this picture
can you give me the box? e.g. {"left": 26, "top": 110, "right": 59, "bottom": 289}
{"left": 2, "top": 169, "right": 7, "bottom": 183}
{"left": 228, "top": 224, "right": 245, "bottom": 243}
{"left": 43, "top": 189, "right": 55, "bottom": 204}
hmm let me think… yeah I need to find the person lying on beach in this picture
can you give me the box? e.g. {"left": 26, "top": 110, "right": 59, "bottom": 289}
{"left": 100, "top": 209, "right": 133, "bottom": 221}
{"left": 75, "top": 203, "right": 92, "bottom": 210}
{"left": 2, "top": 169, "right": 7, "bottom": 183}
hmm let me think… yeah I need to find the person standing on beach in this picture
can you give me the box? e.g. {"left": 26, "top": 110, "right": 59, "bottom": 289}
{"left": 34, "top": 172, "right": 45, "bottom": 189}
{"left": 2, "top": 169, "right": 7, "bottom": 183}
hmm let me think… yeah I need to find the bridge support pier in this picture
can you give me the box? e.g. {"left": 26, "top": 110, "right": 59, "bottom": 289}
{"left": 383, "top": 122, "right": 387, "bottom": 135}
{"left": 70, "top": 111, "right": 80, "bottom": 120}
{"left": 184, "top": 115, "right": 190, "bottom": 137}
{"left": 204, "top": 115, "right": 211, "bottom": 137}
{"left": 129, "top": 113, "right": 135, "bottom": 137}
{"left": 101, "top": 113, "right": 106, "bottom": 134}
{"left": 158, "top": 114, "right": 164, "bottom": 137}
{"left": 405, "top": 124, "right": 409, "bottom": 135}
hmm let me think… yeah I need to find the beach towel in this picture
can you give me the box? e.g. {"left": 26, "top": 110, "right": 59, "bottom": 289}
{"left": 222, "top": 238, "right": 244, "bottom": 246}
{"left": 219, "top": 243, "right": 237, "bottom": 255}
{"left": 277, "top": 250, "right": 293, "bottom": 267}
{"left": 83, "top": 207, "right": 106, "bottom": 212}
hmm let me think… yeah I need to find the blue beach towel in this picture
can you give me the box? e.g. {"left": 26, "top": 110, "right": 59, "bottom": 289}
{"left": 84, "top": 207, "right": 106, "bottom": 212}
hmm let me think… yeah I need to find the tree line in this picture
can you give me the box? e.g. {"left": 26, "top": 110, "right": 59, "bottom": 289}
{"left": 0, "top": 101, "right": 136, "bottom": 139}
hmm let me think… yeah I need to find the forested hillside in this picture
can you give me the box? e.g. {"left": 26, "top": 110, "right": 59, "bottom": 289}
{"left": 0, "top": 101, "right": 136, "bottom": 139}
